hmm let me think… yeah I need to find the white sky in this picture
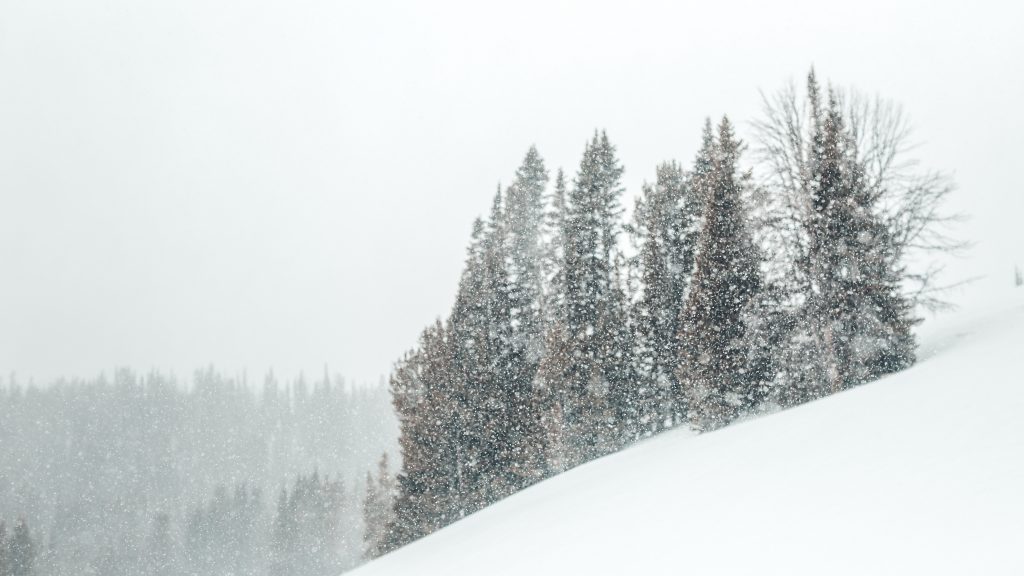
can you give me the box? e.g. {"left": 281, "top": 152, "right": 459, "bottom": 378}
{"left": 1, "top": 0, "right": 1022, "bottom": 385}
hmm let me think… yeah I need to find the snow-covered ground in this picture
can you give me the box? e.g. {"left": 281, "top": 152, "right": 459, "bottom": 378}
{"left": 354, "top": 285, "right": 1024, "bottom": 575}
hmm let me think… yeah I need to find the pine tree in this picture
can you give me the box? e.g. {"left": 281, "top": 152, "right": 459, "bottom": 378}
{"left": 146, "top": 513, "right": 175, "bottom": 576}
{"left": 604, "top": 254, "right": 643, "bottom": 446}
{"left": 447, "top": 217, "right": 497, "bottom": 513}
{"left": 8, "top": 519, "right": 34, "bottom": 576}
{"left": 504, "top": 146, "right": 549, "bottom": 363}
{"left": 449, "top": 187, "right": 514, "bottom": 507}
{"left": 363, "top": 453, "right": 397, "bottom": 560}
{"left": 383, "top": 322, "right": 461, "bottom": 553}
{"left": 631, "top": 160, "right": 701, "bottom": 434}
{"left": 0, "top": 521, "right": 9, "bottom": 576}
{"left": 541, "top": 168, "right": 569, "bottom": 325}
{"left": 270, "top": 472, "right": 347, "bottom": 576}
{"left": 558, "top": 130, "right": 627, "bottom": 465}
{"left": 494, "top": 148, "right": 550, "bottom": 496}
{"left": 797, "top": 81, "right": 917, "bottom": 396}
{"left": 677, "top": 117, "right": 765, "bottom": 432}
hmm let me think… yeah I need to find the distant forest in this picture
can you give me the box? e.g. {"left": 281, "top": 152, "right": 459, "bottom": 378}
{"left": 0, "top": 369, "right": 397, "bottom": 576}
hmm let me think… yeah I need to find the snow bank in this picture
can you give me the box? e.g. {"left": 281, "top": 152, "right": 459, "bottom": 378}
{"left": 354, "top": 288, "right": 1024, "bottom": 575}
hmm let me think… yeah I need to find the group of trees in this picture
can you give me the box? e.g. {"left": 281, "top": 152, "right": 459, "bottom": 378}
{"left": 381, "top": 70, "right": 957, "bottom": 554}
{"left": 0, "top": 368, "right": 398, "bottom": 575}
{"left": 132, "top": 472, "right": 357, "bottom": 576}
{"left": 0, "top": 519, "right": 36, "bottom": 576}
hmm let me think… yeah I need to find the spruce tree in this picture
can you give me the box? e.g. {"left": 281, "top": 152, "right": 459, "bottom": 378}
{"left": 496, "top": 148, "right": 550, "bottom": 495}
{"left": 363, "top": 453, "right": 397, "bottom": 560}
{"left": 269, "top": 473, "right": 346, "bottom": 576}
{"left": 799, "top": 83, "right": 917, "bottom": 396}
{"left": 604, "top": 254, "right": 643, "bottom": 446}
{"left": 632, "top": 160, "right": 701, "bottom": 433}
{"left": 677, "top": 117, "right": 764, "bottom": 432}
{"left": 384, "top": 321, "right": 462, "bottom": 553}
{"left": 8, "top": 519, "right": 34, "bottom": 576}
{"left": 147, "top": 513, "right": 175, "bottom": 576}
{"left": 541, "top": 168, "right": 569, "bottom": 325}
{"left": 0, "top": 521, "right": 8, "bottom": 576}
{"left": 504, "top": 146, "right": 549, "bottom": 362}
{"left": 558, "top": 130, "right": 626, "bottom": 465}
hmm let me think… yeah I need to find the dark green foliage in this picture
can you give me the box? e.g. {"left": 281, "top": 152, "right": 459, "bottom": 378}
{"left": 677, "top": 118, "right": 765, "bottom": 431}
{"left": 631, "top": 160, "right": 702, "bottom": 434}
{"left": 362, "top": 453, "right": 397, "bottom": 560}
{"left": 558, "top": 131, "right": 628, "bottom": 464}
{"left": 383, "top": 324, "right": 460, "bottom": 553}
{"left": 385, "top": 97, "right": 934, "bottom": 556}
{"left": 787, "top": 72, "right": 918, "bottom": 401}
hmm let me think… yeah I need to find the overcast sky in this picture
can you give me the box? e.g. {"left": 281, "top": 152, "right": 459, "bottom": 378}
{"left": 1, "top": 0, "right": 1022, "bottom": 385}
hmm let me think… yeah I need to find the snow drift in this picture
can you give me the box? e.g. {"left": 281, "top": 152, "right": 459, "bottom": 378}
{"left": 353, "top": 287, "right": 1024, "bottom": 575}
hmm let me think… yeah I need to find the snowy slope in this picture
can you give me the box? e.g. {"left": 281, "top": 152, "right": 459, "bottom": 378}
{"left": 354, "top": 288, "right": 1024, "bottom": 576}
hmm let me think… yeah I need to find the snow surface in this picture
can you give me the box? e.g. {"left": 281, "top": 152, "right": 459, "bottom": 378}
{"left": 353, "top": 287, "right": 1024, "bottom": 575}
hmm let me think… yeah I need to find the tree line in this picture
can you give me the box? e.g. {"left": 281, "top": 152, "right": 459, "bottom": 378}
{"left": 375, "top": 70, "right": 958, "bottom": 556}
{"left": 0, "top": 367, "right": 398, "bottom": 575}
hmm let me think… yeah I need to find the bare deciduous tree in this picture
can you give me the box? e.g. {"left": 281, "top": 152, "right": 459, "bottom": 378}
{"left": 751, "top": 76, "right": 967, "bottom": 311}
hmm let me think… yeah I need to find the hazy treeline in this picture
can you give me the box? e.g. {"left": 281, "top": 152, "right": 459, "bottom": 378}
{"left": 0, "top": 367, "right": 398, "bottom": 575}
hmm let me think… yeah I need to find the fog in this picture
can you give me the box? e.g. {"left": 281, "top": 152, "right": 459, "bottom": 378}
{"left": 1, "top": 0, "right": 1021, "bottom": 384}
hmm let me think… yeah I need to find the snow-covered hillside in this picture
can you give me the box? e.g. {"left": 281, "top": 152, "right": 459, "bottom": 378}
{"left": 354, "top": 287, "right": 1024, "bottom": 575}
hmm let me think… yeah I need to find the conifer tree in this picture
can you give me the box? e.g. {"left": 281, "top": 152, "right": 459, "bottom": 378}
{"left": 7, "top": 519, "right": 34, "bottom": 576}
{"left": 0, "top": 521, "right": 8, "bottom": 576}
{"left": 146, "top": 512, "right": 175, "bottom": 576}
{"left": 604, "top": 254, "right": 643, "bottom": 446}
{"left": 269, "top": 472, "right": 347, "bottom": 576}
{"left": 797, "top": 80, "right": 917, "bottom": 396}
{"left": 383, "top": 322, "right": 460, "bottom": 553}
{"left": 496, "top": 149, "right": 550, "bottom": 496}
{"left": 631, "top": 160, "right": 701, "bottom": 433}
{"left": 533, "top": 319, "right": 571, "bottom": 475}
{"left": 541, "top": 168, "right": 569, "bottom": 324}
{"left": 755, "top": 69, "right": 934, "bottom": 405}
{"left": 363, "top": 453, "right": 397, "bottom": 560}
{"left": 504, "top": 146, "right": 549, "bottom": 362}
{"left": 558, "top": 130, "right": 627, "bottom": 465}
{"left": 677, "top": 117, "right": 765, "bottom": 432}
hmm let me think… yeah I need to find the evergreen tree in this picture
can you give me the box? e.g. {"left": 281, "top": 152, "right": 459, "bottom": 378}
{"left": 504, "top": 146, "right": 549, "bottom": 363}
{"left": 7, "top": 520, "right": 34, "bottom": 576}
{"left": 494, "top": 148, "right": 551, "bottom": 495}
{"left": 146, "top": 513, "right": 175, "bottom": 576}
{"left": 270, "top": 472, "right": 347, "bottom": 576}
{"left": 541, "top": 168, "right": 569, "bottom": 325}
{"left": 447, "top": 217, "right": 498, "bottom": 513}
{"left": 677, "top": 117, "right": 765, "bottom": 432}
{"left": 604, "top": 254, "right": 643, "bottom": 446}
{"left": 362, "top": 453, "right": 397, "bottom": 560}
{"left": 383, "top": 323, "right": 460, "bottom": 553}
{"left": 186, "top": 483, "right": 266, "bottom": 576}
{"left": 631, "top": 160, "right": 701, "bottom": 433}
{"left": 558, "top": 130, "right": 627, "bottom": 465}
{"left": 793, "top": 77, "right": 917, "bottom": 398}
{"left": 0, "top": 521, "right": 8, "bottom": 576}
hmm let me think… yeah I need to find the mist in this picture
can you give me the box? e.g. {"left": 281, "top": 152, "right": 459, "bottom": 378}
{"left": 2, "top": 0, "right": 1020, "bottom": 384}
